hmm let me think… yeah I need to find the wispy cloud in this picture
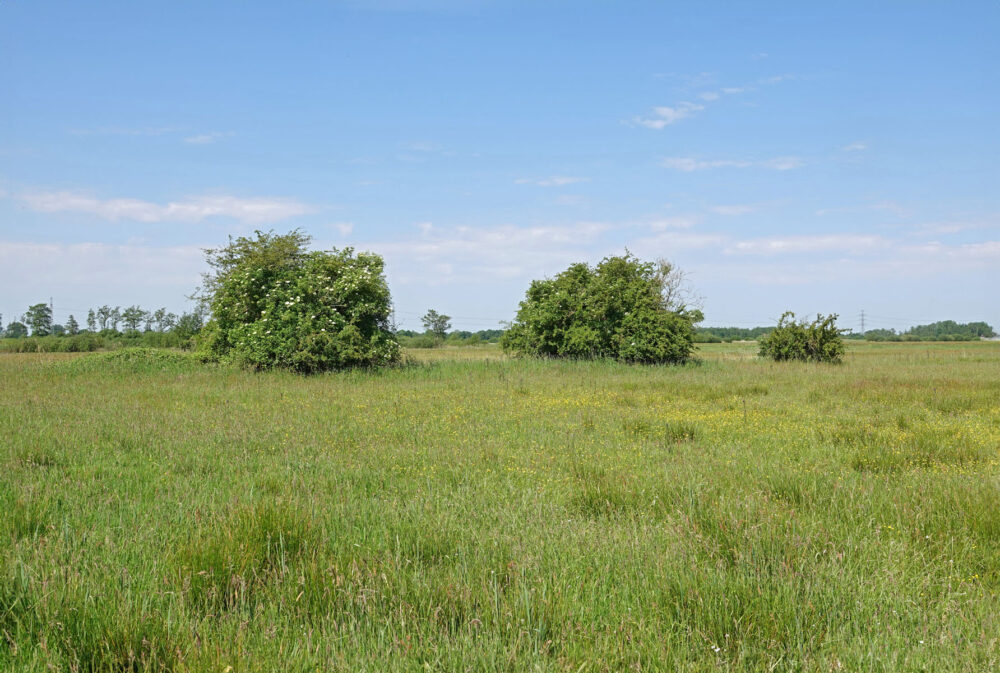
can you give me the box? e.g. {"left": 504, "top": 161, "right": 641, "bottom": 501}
{"left": 662, "top": 156, "right": 802, "bottom": 172}
{"left": 843, "top": 141, "right": 868, "bottom": 152}
{"left": 69, "top": 126, "right": 232, "bottom": 146}
{"left": 725, "top": 234, "right": 888, "bottom": 255}
{"left": 0, "top": 240, "right": 206, "bottom": 312}
{"left": 648, "top": 216, "right": 698, "bottom": 230}
{"left": 396, "top": 140, "right": 458, "bottom": 162}
{"left": 515, "top": 176, "right": 590, "bottom": 187}
{"left": 907, "top": 215, "right": 1000, "bottom": 235}
{"left": 662, "top": 158, "right": 751, "bottom": 171}
{"left": 760, "top": 156, "right": 803, "bottom": 170}
{"left": 19, "top": 190, "right": 315, "bottom": 224}
{"left": 815, "top": 199, "right": 910, "bottom": 217}
{"left": 636, "top": 73, "right": 794, "bottom": 130}
{"left": 184, "top": 132, "right": 232, "bottom": 145}
{"left": 366, "top": 221, "right": 613, "bottom": 284}
{"left": 634, "top": 102, "right": 704, "bottom": 129}
{"left": 400, "top": 141, "right": 443, "bottom": 152}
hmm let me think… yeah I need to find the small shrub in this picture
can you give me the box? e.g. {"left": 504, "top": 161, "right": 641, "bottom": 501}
{"left": 399, "top": 334, "right": 439, "bottom": 349}
{"left": 58, "top": 347, "right": 205, "bottom": 375}
{"left": 758, "top": 312, "right": 846, "bottom": 363}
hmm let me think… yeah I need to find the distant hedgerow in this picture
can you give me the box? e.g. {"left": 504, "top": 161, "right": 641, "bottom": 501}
{"left": 758, "top": 312, "right": 846, "bottom": 363}
{"left": 199, "top": 230, "right": 400, "bottom": 373}
{"left": 501, "top": 254, "right": 703, "bottom": 364}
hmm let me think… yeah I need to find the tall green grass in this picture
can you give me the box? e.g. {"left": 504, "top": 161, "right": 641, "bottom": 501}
{"left": 1, "top": 342, "right": 998, "bottom": 671}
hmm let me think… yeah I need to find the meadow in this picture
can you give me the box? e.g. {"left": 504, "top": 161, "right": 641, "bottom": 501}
{"left": 1, "top": 342, "right": 999, "bottom": 671}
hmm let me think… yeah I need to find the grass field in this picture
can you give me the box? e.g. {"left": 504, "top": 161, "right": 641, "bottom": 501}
{"left": 2, "top": 342, "right": 999, "bottom": 671}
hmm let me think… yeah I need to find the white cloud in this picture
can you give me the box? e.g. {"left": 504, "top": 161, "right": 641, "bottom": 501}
{"left": 635, "top": 230, "right": 729, "bottom": 252}
{"left": 815, "top": 200, "right": 910, "bottom": 218}
{"left": 19, "top": 190, "right": 315, "bottom": 224}
{"left": 725, "top": 234, "right": 888, "bottom": 255}
{"left": 0, "top": 241, "right": 206, "bottom": 316}
{"left": 362, "top": 222, "right": 614, "bottom": 285}
{"left": 662, "top": 156, "right": 802, "bottom": 172}
{"left": 635, "top": 102, "right": 704, "bottom": 129}
{"left": 637, "top": 73, "right": 792, "bottom": 130}
{"left": 648, "top": 216, "right": 698, "bottom": 230}
{"left": 870, "top": 200, "right": 910, "bottom": 216}
{"left": 662, "top": 157, "right": 750, "bottom": 172}
{"left": 332, "top": 222, "right": 354, "bottom": 236}
{"left": 184, "top": 132, "right": 232, "bottom": 145}
{"left": 908, "top": 216, "right": 1000, "bottom": 235}
{"left": 760, "top": 156, "right": 803, "bottom": 170}
{"left": 515, "top": 176, "right": 590, "bottom": 187}
{"left": 904, "top": 240, "right": 1000, "bottom": 260}
{"left": 843, "top": 141, "right": 868, "bottom": 152}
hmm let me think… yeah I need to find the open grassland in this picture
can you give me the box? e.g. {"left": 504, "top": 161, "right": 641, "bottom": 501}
{"left": 2, "top": 343, "right": 999, "bottom": 672}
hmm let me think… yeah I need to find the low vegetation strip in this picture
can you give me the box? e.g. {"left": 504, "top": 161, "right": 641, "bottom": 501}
{"left": 1, "top": 342, "right": 999, "bottom": 671}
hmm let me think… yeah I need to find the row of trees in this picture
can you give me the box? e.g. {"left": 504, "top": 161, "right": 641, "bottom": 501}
{"left": 855, "top": 321, "right": 995, "bottom": 342}
{"left": 1, "top": 305, "right": 205, "bottom": 339}
{"left": 692, "top": 320, "right": 996, "bottom": 344}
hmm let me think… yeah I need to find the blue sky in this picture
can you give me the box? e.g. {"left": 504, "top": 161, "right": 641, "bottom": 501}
{"left": 2, "top": 0, "right": 998, "bottom": 333}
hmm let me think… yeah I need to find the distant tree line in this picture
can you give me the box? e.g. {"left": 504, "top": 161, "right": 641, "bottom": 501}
{"left": 697, "top": 320, "right": 996, "bottom": 343}
{"left": 0, "top": 303, "right": 206, "bottom": 352}
{"left": 395, "top": 328, "right": 506, "bottom": 348}
{"left": 848, "top": 321, "right": 996, "bottom": 342}
{"left": 694, "top": 326, "right": 773, "bottom": 343}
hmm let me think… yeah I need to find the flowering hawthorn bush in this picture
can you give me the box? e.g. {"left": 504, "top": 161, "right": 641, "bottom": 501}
{"left": 200, "top": 230, "right": 400, "bottom": 372}
{"left": 500, "top": 254, "right": 702, "bottom": 363}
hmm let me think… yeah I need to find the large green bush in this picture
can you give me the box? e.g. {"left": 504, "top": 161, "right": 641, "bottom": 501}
{"left": 758, "top": 312, "right": 846, "bottom": 363}
{"left": 200, "top": 230, "right": 400, "bottom": 372}
{"left": 500, "top": 254, "right": 702, "bottom": 363}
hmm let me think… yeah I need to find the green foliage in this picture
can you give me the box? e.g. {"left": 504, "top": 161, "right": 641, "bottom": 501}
{"left": 200, "top": 230, "right": 400, "bottom": 372}
{"left": 0, "top": 333, "right": 102, "bottom": 353}
{"left": 421, "top": 309, "right": 452, "bottom": 340}
{"left": 758, "top": 311, "right": 846, "bottom": 363}
{"left": 399, "top": 334, "right": 439, "bottom": 348}
{"left": 501, "top": 254, "right": 702, "bottom": 363}
{"left": 120, "top": 305, "right": 147, "bottom": 332}
{"left": 865, "top": 320, "right": 996, "bottom": 342}
{"left": 695, "top": 326, "right": 773, "bottom": 342}
{"left": 396, "top": 329, "right": 504, "bottom": 348}
{"left": 24, "top": 303, "right": 53, "bottom": 337}
{"left": 0, "top": 329, "right": 195, "bottom": 353}
{"left": 58, "top": 347, "right": 206, "bottom": 375}
{"left": 3, "top": 322, "right": 28, "bottom": 339}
